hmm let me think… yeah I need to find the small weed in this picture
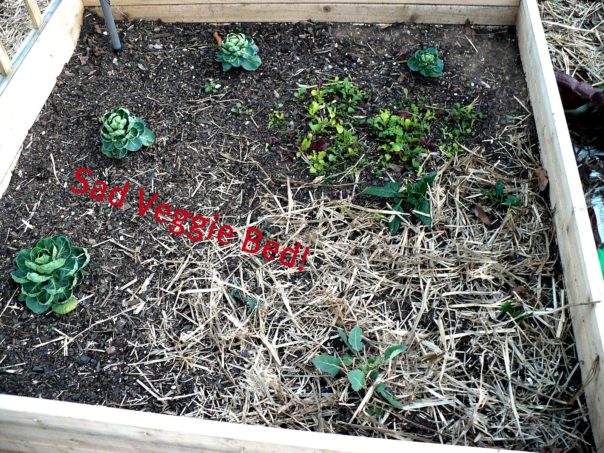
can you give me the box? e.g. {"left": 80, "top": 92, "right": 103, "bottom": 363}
{"left": 230, "top": 102, "right": 253, "bottom": 116}
{"left": 296, "top": 77, "right": 366, "bottom": 175}
{"left": 362, "top": 172, "right": 436, "bottom": 232}
{"left": 230, "top": 278, "right": 257, "bottom": 311}
{"left": 204, "top": 80, "right": 221, "bottom": 94}
{"left": 313, "top": 325, "right": 407, "bottom": 409}
{"left": 368, "top": 107, "right": 435, "bottom": 170}
{"left": 268, "top": 103, "right": 286, "bottom": 128}
{"left": 482, "top": 181, "right": 520, "bottom": 207}
{"left": 500, "top": 301, "right": 532, "bottom": 324}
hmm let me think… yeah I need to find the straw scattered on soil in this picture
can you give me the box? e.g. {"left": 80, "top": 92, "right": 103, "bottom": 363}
{"left": 102, "top": 116, "right": 591, "bottom": 451}
{"left": 539, "top": 0, "right": 604, "bottom": 84}
{"left": 0, "top": 0, "right": 51, "bottom": 60}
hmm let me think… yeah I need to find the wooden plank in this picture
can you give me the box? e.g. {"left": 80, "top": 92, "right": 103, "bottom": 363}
{"left": 0, "top": 0, "right": 83, "bottom": 199}
{"left": 90, "top": 4, "right": 518, "bottom": 24}
{"left": 83, "top": 0, "right": 519, "bottom": 5}
{"left": 0, "top": 395, "right": 521, "bottom": 453}
{"left": 25, "top": 0, "right": 44, "bottom": 28}
{"left": 0, "top": 42, "right": 12, "bottom": 76}
{"left": 516, "top": 0, "right": 604, "bottom": 451}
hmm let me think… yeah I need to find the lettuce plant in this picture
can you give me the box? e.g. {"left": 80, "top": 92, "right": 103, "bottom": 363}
{"left": 100, "top": 107, "right": 155, "bottom": 159}
{"left": 216, "top": 33, "right": 261, "bottom": 72}
{"left": 11, "top": 236, "right": 90, "bottom": 315}
{"left": 407, "top": 48, "right": 444, "bottom": 78}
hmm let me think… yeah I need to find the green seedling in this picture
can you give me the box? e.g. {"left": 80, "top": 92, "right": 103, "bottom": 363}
{"left": 313, "top": 326, "right": 407, "bottom": 409}
{"left": 230, "top": 278, "right": 257, "bottom": 311}
{"left": 482, "top": 181, "right": 520, "bottom": 207}
{"left": 230, "top": 102, "right": 253, "bottom": 116}
{"left": 500, "top": 301, "right": 533, "bottom": 324}
{"left": 368, "top": 107, "right": 435, "bottom": 170}
{"left": 362, "top": 172, "right": 436, "bottom": 232}
{"left": 295, "top": 77, "right": 366, "bottom": 175}
{"left": 204, "top": 80, "right": 221, "bottom": 94}
{"left": 268, "top": 104, "right": 286, "bottom": 128}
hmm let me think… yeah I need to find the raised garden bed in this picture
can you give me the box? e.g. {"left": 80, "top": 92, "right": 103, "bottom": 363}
{"left": 0, "top": 0, "right": 603, "bottom": 451}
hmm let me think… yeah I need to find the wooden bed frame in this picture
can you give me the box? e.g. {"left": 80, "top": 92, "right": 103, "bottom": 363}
{"left": 0, "top": 0, "right": 602, "bottom": 451}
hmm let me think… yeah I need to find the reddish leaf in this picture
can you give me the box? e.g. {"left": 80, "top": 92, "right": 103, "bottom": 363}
{"left": 474, "top": 205, "right": 492, "bottom": 227}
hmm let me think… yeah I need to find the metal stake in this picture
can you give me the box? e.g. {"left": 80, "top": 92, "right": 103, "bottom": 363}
{"left": 99, "top": 0, "right": 122, "bottom": 53}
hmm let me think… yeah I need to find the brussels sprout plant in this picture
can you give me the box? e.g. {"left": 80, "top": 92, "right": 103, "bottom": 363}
{"left": 11, "top": 235, "right": 90, "bottom": 315}
{"left": 407, "top": 47, "right": 444, "bottom": 78}
{"left": 216, "top": 33, "right": 261, "bottom": 72}
{"left": 100, "top": 107, "right": 155, "bottom": 159}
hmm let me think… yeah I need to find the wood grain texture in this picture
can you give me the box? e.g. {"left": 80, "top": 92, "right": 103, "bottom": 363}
{"left": 0, "top": 42, "right": 12, "bottom": 76}
{"left": 0, "top": 395, "right": 523, "bottom": 453}
{"left": 83, "top": 0, "right": 519, "bottom": 5}
{"left": 89, "top": 3, "right": 517, "bottom": 24}
{"left": 25, "top": 0, "right": 44, "bottom": 28}
{"left": 517, "top": 0, "right": 604, "bottom": 451}
{"left": 0, "top": 0, "right": 83, "bottom": 198}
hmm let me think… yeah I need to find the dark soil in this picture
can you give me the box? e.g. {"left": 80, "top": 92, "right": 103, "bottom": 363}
{"left": 0, "top": 12, "right": 593, "bottom": 451}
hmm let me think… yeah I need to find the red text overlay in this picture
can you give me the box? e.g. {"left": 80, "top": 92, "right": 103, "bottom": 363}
{"left": 69, "top": 167, "right": 310, "bottom": 271}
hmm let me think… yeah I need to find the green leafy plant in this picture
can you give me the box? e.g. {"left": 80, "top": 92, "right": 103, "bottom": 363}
{"left": 407, "top": 47, "right": 444, "bottom": 78}
{"left": 11, "top": 235, "right": 90, "bottom": 315}
{"left": 100, "top": 107, "right": 155, "bottom": 159}
{"left": 268, "top": 104, "right": 286, "bottom": 128}
{"left": 230, "top": 278, "right": 257, "bottom": 311}
{"left": 362, "top": 172, "right": 437, "bottom": 232}
{"left": 296, "top": 77, "right": 366, "bottom": 175}
{"left": 204, "top": 80, "right": 221, "bottom": 94}
{"left": 230, "top": 101, "right": 253, "bottom": 116}
{"left": 368, "top": 108, "right": 434, "bottom": 169}
{"left": 482, "top": 181, "right": 519, "bottom": 207}
{"left": 216, "top": 33, "right": 261, "bottom": 72}
{"left": 500, "top": 301, "right": 533, "bottom": 324}
{"left": 313, "top": 325, "right": 407, "bottom": 409}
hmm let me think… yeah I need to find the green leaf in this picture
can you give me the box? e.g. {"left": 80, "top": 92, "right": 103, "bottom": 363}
{"left": 126, "top": 137, "right": 143, "bottom": 152}
{"left": 367, "top": 406, "right": 384, "bottom": 417}
{"left": 389, "top": 215, "right": 402, "bottom": 235}
{"left": 414, "top": 198, "right": 432, "bottom": 226}
{"left": 495, "top": 181, "right": 505, "bottom": 198}
{"left": 376, "top": 383, "right": 404, "bottom": 409}
{"left": 25, "top": 297, "right": 50, "bottom": 314}
{"left": 347, "top": 326, "right": 363, "bottom": 353}
{"left": 347, "top": 369, "right": 366, "bottom": 391}
{"left": 51, "top": 295, "right": 79, "bottom": 315}
{"left": 241, "top": 55, "right": 261, "bottom": 71}
{"left": 26, "top": 272, "right": 52, "bottom": 283}
{"left": 338, "top": 328, "right": 350, "bottom": 347}
{"left": 384, "top": 344, "right": 407, "bottom": 362}
{"left": 139, "top": 127, "right": 155, "bottom": 147}
{"left": 361, "top": 182, "right": 402, "bottom": 199}
{"left": 504, "top": 195, "right": 519, "bottom": 207}
{"left": 313, "top": 354, "right": 342, "bottom": 377}
{"left": 340, "top": 354, "right": 354, "bottom": 366}
{"left": 407, "top": 56, "right": 420, "bottom": 72}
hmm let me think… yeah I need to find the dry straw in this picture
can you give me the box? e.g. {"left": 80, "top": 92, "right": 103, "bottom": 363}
{"left": 0, "top": 0, "right": 51, "bottom": 60}
{"left": 93, "top": 115, "right": 592, "bottom": 451}
{"left": 540, "top": 0, "right": 604, "bottom": 84}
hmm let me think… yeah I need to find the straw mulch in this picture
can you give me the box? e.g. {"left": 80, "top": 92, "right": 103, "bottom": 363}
{"left": 0, "top": 0, "right": 51, "bottom": 60}
{"left": 539, "top": 0, "right": 604, "bottom": 85}
{"left": 113, "top": 114, "right": 591, "bottom": 451}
